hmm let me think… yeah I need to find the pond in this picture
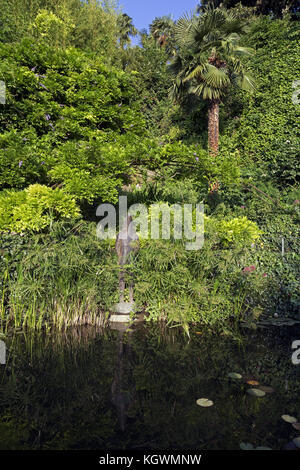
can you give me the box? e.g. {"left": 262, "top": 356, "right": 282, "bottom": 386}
{"left": 0, "top": 323, "right": 300, "bottom": 450}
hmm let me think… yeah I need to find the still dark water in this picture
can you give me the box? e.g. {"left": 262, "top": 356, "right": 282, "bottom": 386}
{"left": 0, "top": 323, "right": 300, "bottom": 450}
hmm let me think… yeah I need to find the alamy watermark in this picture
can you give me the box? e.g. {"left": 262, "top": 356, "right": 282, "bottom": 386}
{"left": 292, "top": 80, "right": 300, "bottom": 105}
{"left": 292, "top": 340, "right": 300, "bottom": 365}
{"left": 0, "top": 80, "right": 6, "bottom": 105}
{"left": 96, "top": 196, "right": 204, "bottom": 251}
{"left": 0, "top": 340, "right": 6, "bottom": 364}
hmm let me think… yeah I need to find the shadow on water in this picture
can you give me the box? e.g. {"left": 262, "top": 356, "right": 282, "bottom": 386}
{"left": 0, "top": 323, "right": 300, "bottom": 450}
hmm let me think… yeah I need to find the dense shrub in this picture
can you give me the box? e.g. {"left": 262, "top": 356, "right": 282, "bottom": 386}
{"left": 207, "top": 216, "right": 262, "bottom": 247}
{"left": 0, "top": 184, "right": 79, "bottom": 232}
{"left": 0, "top": 39, "right": 145, "bottom": 203}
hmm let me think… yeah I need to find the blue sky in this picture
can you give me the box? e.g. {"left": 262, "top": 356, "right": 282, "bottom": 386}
{"left": 119, "top": 0, "right": 200, "bottom": 33}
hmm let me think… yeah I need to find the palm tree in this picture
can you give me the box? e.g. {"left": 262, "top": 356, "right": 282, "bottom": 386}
{"left": 149, "top": 15, "right": 176, "bottom": 56}
{"left": 117, "top": 13, "right": 138, "bottom": 70}
{"left": 169, "top": 7, "right": 256, "bottom": 154}
{"left": 117, "top": 13, "right": 138, "bottom": 50}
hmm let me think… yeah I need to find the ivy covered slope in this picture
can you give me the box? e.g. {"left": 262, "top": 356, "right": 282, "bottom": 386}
{"left": 0, "top": 39, "right": 146, "bottom": 214}
{"left": 221, "top": 16, "right": 300, "bottom": 186}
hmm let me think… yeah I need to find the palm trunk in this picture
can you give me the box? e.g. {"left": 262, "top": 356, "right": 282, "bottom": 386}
{"left": 208, "top": 98, "right": 220, "bottom": 155}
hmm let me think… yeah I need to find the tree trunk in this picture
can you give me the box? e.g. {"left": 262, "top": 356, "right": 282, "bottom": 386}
{"left": 208, "top": 98, "right": 220, "bottom": 155}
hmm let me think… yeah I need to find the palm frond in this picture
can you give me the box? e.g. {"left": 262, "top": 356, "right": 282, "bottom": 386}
{"left": 168, "top": 55, "right": 184, "bottom": 77}
{"left": 202, "top": 64, "right": 230, "bottom": 88}
{"left": 182, "top": 62, "right": 207, "bottom": 82}
{"left": 192, "top": 84, "right": 222, "bottom": 100}
{"left": 174, "top": 14, "right": 194, "bottom": 48}
{"left": 169, "top": 6, "right": 256, "bottom": 103}
{"left": 169, "top": 77, "right": 191, "bottom": 103}
{"left": 230, "top": 45, "right": 254, "bottom": 57}
{"left": 238, "top": 73, "right": 256, "bottom": 93}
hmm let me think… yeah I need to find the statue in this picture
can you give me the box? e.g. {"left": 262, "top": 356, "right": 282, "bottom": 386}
{"left": 111, "top": 214, "right": 139, "bottom": 319}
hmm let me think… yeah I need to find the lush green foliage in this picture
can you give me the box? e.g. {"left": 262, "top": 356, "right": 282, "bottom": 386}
{"left": 1, "top": 209, "right": 298, "bottom": 332}
{"left": 0, "top": 222, "right": 117, "bottom": 329}
{"left": 0, "top": 0, "right": 122, "bottom": 59}
{"left": 207, "top": 216, "right": 262, "bottom": 247}
{"left": 127, "top": 37, "right": 172, "bottom": 137}
{"left": 220, "top": 17, "right": 300, "bottom": 185}
{"left": 0, "top": 3, "right": 299, "bottom": 330}
{"left": 0, "top": 184, "right": 79, "bottom": 232}
{"left": 0, "top": 39, "right": 145, "bottom": 204}
{"left": 199, "top": 0, "right": 300, "bottom": 18}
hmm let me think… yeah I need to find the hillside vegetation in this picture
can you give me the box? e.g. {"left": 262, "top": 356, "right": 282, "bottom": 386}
{"left": 0, "top": 1, "right": 299, "bottom": 331}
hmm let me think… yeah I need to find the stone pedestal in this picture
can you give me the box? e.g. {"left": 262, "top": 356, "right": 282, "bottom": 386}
{"left": 109, "top": 302, "right": 135, "bottom": 324}
{"left": 113, "top": 302, "right": 135, "bottom": 314}
{"left": 109, "top": 314, "right": 131, "bottom": 323}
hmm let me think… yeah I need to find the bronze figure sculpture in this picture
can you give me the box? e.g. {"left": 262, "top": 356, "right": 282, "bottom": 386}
{"left": 115, "top": 214, "right": 139, "bottom": 305}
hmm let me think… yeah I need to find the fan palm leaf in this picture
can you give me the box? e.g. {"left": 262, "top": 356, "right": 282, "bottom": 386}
{"left": 168, "top": 7, "right": 256, "bottom": 154}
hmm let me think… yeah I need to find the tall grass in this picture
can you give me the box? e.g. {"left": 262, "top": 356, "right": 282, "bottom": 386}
{"left": 0, "top": 218, "right": 286, "bottom": 333}
{"left": 0, "top": 221, "right": 118, "bottom": 331}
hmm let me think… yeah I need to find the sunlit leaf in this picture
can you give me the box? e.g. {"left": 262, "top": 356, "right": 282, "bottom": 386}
{"left": 282, "top": 415, "right": 297, "bottom": 424}
{"left": 228, "top": 372, "right": 242, "bottom": 379}
{"left": 246, "top": 380, "right": 259, "bottom": 386}
{"left": 196, "top": 398, "right": 214, "bottom": 407}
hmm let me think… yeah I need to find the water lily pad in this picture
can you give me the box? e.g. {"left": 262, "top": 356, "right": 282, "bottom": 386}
{"left": 228, "top": 372, "right": 242, "bottom": 379}
{"left": 196, "top": 398, "right": 214, "bottom": 407}
{"left": 246, "top": 380, "right": 260, "bottom": 386}
{"left": 240, "top": 442, "right": 254, "bottom": 450}
{"left": 243, "top": 375, "right": 258, "bottom": 383}
{"left": 258, "top": 385, "right": 274, "bottom": 394}
{"left": 282, "top": 415, "right": 297, "bottom": 424}
{"left": 256, "top": 446, "right": 272, "bottom": 450}
{"left": 292, "top": 437, "right": 300, "bottom": 448}
{"left": 247, "top": 388, "right": 266, "bottom": 397}
{"left": 292, "top": 423, "right": 300, "bottom": 431}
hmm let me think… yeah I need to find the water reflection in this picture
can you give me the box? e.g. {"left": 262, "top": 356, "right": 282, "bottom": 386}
{"left": 0, "top": 324, "right": 300, "bottom": 450}
{"left": 111, "top": 325, "right": 133, "bottom": 433}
